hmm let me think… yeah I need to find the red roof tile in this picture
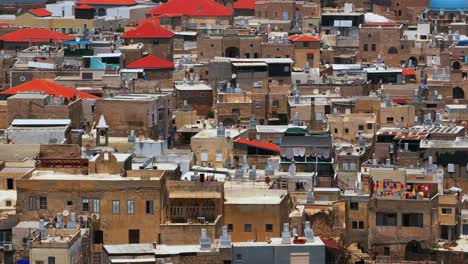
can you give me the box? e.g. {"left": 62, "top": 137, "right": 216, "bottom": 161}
{"left": 29, "top": 8, "right": 52, "bottom": 17}
{"left": 75, "top": 4, "right": 95, "bottom": 9}
{"left": 235, "top": 138, "right": 280, "bottom": 152}
{"left": 0, "top": 28, "right": 75, "bottom": 43}
{"left": 122, "top": 20, "right": 174, "bottom": 39}
{"left": 77, "top": 0, "right": 137, "bottom": 5}
{"left": 147, "top": 0, "right": 233, "bottom": 17}
{"left": 126, "top": 55, "right": 174, "bottom": 69}
{"left": 0, "top": 79, "right": 99, "bottom": 99}
{"left": 0, "top": 23, "right": 11, "bottom": 27}
{"left": 233, "top": 0, "right": 262, "bottom": 10}
{"left": 288, "top": 34, "right": 320, "bottom": 42}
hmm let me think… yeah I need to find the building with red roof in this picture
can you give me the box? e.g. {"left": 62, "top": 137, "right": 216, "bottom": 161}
{"left": 233, "top": 0, "right": 261, "bottom": 16}
{"left": 121, "top": 21, "right": 174, "bottom": 61}
{"left": 0, "top": 28, "right": 74, "bottom": 50}
{"left": 125, "top": 55, "right": 174, "bottom": 80}
{"left": 288, "top": 34, "right": 321, "bottom": 69}
{"left": 147, "top": 0, "right": 232, "bottom": 31}
{"left": 28, "top": 8, "right": 52, "bottom": 17}
{"left": 77, "top": 0, "right": 136, "bottom": 16}
{"left": 0, "top": 79, "right": 99, "bottom": 99}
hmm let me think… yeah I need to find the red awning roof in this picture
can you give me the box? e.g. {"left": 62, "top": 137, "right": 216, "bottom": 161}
{"left": 322, "top": 239, "right": 339, "bottom": 249}
{"left": 392, "top": 97, "right": 413, "bottom": 104}
{"left": 75, "top": 4, "right": 95, "bottom": 9}
{"left": 147, "top": 0, "right": 233, "bottom": 17}
{"left": 126, "top": 55, "right": 174, "bottom": 69}
{"left": 28, "top": 8, "right": 52, "bottom": 17}
{"left": 122, "top": 20, "right": 174, "bottom": 39}
{"left": 288, "top": 34, "right": 320, "bottom": 42}
{"left": 306, "top": 50, "right": 315, "bottom": 55}
{"left": 0, "top": 79, "right": 99, "bottom": 99}
{"left": 0, "top": 28, "right": 74, "bottom": 43}
{"left": 77, "top": 0, "right": 137, "bottom": 5}
{"left": 234, "top": 138, "right": 280, "bottom": 152}
{"left": 402, "top": 68, "right": 416, "bottom": 76}
{"left": 233, "top": 0, "right": 262, "bottom": 10}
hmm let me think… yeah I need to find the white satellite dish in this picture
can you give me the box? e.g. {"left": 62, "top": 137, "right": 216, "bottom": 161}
{"left": 231, "top": 73, "right": 237, "bottom": 79}
{"left": 62, "top": 209, "right": 70, "bottom": 217}
{"left": 313, "top": 89, "right": 319, "bottom": 95}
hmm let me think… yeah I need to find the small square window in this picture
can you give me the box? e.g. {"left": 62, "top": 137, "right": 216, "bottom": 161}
{"left": 265, "top": 224, "right": 273, "bottom": 232}
{"left": 359, "top": 221, "right": 364, "bottom": 229}
{"left": 350, "top": 202, "right": 359, "bottom": 210}
{"left": 244, "top": 224, "right": 252, "bottom": 232}
{"left": 358, "top": 125, "right": 364, "bottom": 131}
{"left": 227, "top": 224, "right": 233, "bottom": 232}
{"left": 384, "top": 247, "right": 390, "bottom": 256}
{"left": 352, "top": 221, "right": 358, "bottom": 229}
{"left": 386, "top": 117, "right": 394, "bottom": 123}
{"left": 442, "top": 208, "right": 452, "bottom": 214}
{"left": 344, "top": 128, "right": 349, "bottom": 134}
{"left": 367, "top": 123, "right": 373, "bottom": 129}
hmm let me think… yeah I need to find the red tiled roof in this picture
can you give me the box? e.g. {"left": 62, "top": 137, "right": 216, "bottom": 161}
{"left": 77, "top": 0, "right": 137, "bottom": 5}
{"left": 159, "top": 13, "right": 183, "bottom": 18}
{"left": 147, "top": 0, "right": 233, "bottom": 17}
{"left": 122, "top": 20, "right": 174, "bottom": 39}
{"left": 0, "top": 23, "right": 11, "bottom": 27}
{"left": 29, "top": 8, "right": 52, "bottom": 17}
{"left": 288, "top": 34, "right": 320, "bottom": 42}
{"left": 402, "top": 68, "right": 416, "bottom": 76}
{"left": 322, "top": 239, "right": 338, "bottom": 249}
{"left": 126, "top": 55, "right": 174, "bottom": 69}
{"left": 75, "top": 4, "right": 95, "bottom": 9}
{"left": 234, "top": 138, "right": 280, "bottom": 152}
{"left": 0, "top": 79, "right": 99, "bottom": 99}
{"left": 306, "top": 50, "right": 315, "bottom": 55}
{"left": 0, "top": 28, "right": 75, "bottom": 43}
{"left": 233, "top": 0, "right": 262, "bottom": 10}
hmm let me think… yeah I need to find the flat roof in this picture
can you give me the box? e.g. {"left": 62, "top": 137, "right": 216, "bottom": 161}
{"left": 155, "top": 244, "right": 213, "bottom": 255}
{"left": 90, "top": 153, "right": 132, "bottom": 163}
{"left": 11, "top": 119, "right": 71, "bottom": 127}
{"left": 225, "top": 190, "right": 287, "bottom": 204}
{"left": 104, "top": 243, "right": 154, "bottom": 255}
{"left": 175, "top": 83, "right": 212, "bottom": 91}
{"left": 8, "top": 93, "right": 49, "bottom": 100}
{"left": 233, "top": 237, "right": 324, "bottom": 247}
{"left": 28, "top": 171, "right": 160, "bottom": 181}
{"left": 256, "top": 125, "right": 307, "bottom": 134}
{"left": 228, "top": 57, "right": 294, "bottom": 64}
{"left": 192, "top": 129, "right": 244, "bottom": 139}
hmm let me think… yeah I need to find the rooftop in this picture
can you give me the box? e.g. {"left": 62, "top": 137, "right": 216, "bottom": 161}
{"left": 28, "top": 8, "right": 52, "bottom": 17}
{"left": 28, "top": 170, "right": 162, "bottom": 181}
{"left": 233, "top": 237, "right": 324, "bottom": 247}
{"left": 76, "top": 0, "right": 137, "bottom": 5}
{"left": 122, "top": 20, "right": 174, "bottom": 39}
{"left": 192, "top": 128, "right": 245, "bottom": 139}
{"left": 1, "top": 80, "right": 99, "bottom": 99}
{"left": 225, "top": 190, "right": 287, "bottom": 204}
{"left": 126, "top": 55, "right": 174, "bottom": 69}
{"left": 11, "top": 119, "right": 71, "bottom": 127}
{"left": 147, "top": 0, "right": 233, "bottom": 17}
{"left": 0, "top": 28, "right": 74, "bottom": 43}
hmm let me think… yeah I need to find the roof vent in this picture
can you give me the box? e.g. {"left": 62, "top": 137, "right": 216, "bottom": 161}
{"left": 219, "top": 226, "right": 232, "bottom": 248}
{"left": 304, "top": 221, "right": 314, "bottom": 242}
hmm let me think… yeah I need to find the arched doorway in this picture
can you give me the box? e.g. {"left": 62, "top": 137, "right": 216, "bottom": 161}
{"left": 453, "top": 61, "right": 461, "bottom": 70}
{"left": 408, "top": 57, "right": 418, "bottom": 67}
{"left": 225, "top": 47, "right": 240, "bottom": 58}
{"left": 453, "top": 87, "right": 465, "bottom": 99}
{"left": 405, "top": 240, "right": 423, "bottom": 260}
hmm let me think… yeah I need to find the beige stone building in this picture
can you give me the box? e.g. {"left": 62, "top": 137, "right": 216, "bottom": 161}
{"left": 326, "top": 112, "right": 377, "bottom": 144}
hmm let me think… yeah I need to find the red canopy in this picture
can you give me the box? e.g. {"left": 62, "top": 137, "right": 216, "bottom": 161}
{"left": 1, "top": 79, "right": 99, "bottom": 99}
{"left": 234, "top": 138, "right": 280, "bottom": 152}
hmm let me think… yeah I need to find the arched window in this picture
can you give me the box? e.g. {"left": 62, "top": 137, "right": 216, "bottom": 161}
{"left": 453, "top": 87, "right": 465, "bottom": 99}
{"left": 453, "top": 61, "right": 461, "bottom": 70}
{"left": 388, "top": 47, "right": 398, "bottom": 54}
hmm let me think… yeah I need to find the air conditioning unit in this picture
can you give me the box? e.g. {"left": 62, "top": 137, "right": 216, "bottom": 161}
{"left": 91, "top": 213, "right": 100, "bottom": 221}
{"left": 3, "top": 244, "right": 13, "bottom": 251}
{"left": 78, "top": 215, "right": 88, "bottom": 222}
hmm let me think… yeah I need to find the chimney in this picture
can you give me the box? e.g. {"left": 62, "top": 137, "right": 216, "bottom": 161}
{"left": 219, "top": 226, "right": 232, "bottom": 248}
{"left": 217, "top": 123, "right": 225, "bottom": 137}
{"left": 128, "top": 130, "right": 136, "bottom": 143}
{"left": 39, "top": 219, "right": 46, "bottom": 240}
{"left": 67, "top": 212, "right": 76, "bottom": 229}
{"left": 281, "top": 223, "right": 291, "bottom": 244}
{"left": 199, "top": 229, "right": 212, "bottom": 250}
{"left": 304, "top": 221, "right": 315, "bottom": 242}
{"left": 306, "top": 189, "right": 314, "bottom": 204}
{"left": 57, "top": 213, "right": 64, "bottom": 229}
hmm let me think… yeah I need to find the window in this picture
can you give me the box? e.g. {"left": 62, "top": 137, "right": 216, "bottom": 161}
{"left": 376, "top": 213, "right": 397, "bottom": 226}
{"left": 265, "top": 224, "right": 273, "bottom": 232}
{"left": 210, "top": 44, "right": 214, "bottom": 47}
{"left": 386, "top": 117, "right": 394, "bottom": 123}
{"left": 334, "top": 128, "right": 338, "bottom": 134}
{"left": 93, "top": 230, "right": 103, "bottom": 244}
{"left": 227, "top": 224, "right": 233, "bottom": 232}
{"left": 244, "top": 53, "right": 250, "bottom": 58}
{"left": 39, "top": 196, "right": 47, "bottom": 210}
{"left": 5, "top": 200, "right": 11, "bottom": 207}
{"left": 146, "top": 200, "right": 154, "bottom": 214}
{"left": 127, "top": 200, "right": 135, "bottom": 214}
{"left": 388, "top": 47, "right": 398, "bottom": 54}
{"left": 255, "top": 101, "right": 261, "bottom": 109}
{"left": 200, "top": 91, "right": 206, "bottom": 97}
{"left": 6, "top": 178, "right": 13, "bottom": 189}
{"left": 82, "top": 199, "right": 89, "bottom": 212}
{"left": 67, "top": 201, "right": 73, "bottom": 206}
{"left": 29, "top": 196, "right": 35, "bottom": 211}
{"left": 359, "top": 221, "right": 364, "bottom": 229}
{"left": 272, "top": 100, "right": 279, "bottom": 108}
{"left": 48, "top": 256, "right": 55, "bottom": 264}
{"left": 344, "top": 128, "right": 349, "bottom": 134}
{"left": 371, "top": 44, "right": 376, "bottom": 51}
{"left": 128, "top": 229, "right": 140, "bottom": 244}
{"left": 358, "top": 125, "right": 364, "bottom": 131}
{"left": 350, "top": 163, "right": 357, "bottom": 171}
{"left": 384, "top": 247, "right": 390, "bottom": 256}
{"left": 201, "top": 151, "right": 208, "bottom": 162}
{"left": 152, "top": 40, "right": 159, "bottom": 45}
{"left": 402, "top": 213, "right": 423, "bottom": 227}
{"left": 350, "top": 202, "right": 359, "bottom": 210}
{"left": 244, "top": 224, "right": 252, "bottom": 232}
{"left": 216, "top": 152, "right": 223, "bottom": 162}
{"left": 254, "top": 52, "right": 259, "bottom": 58}
{"left": 363, "top": 44, "right": 368, "bottom": 51}
{"left": 93, "top": 199, "right": 100, "bottom": 213}
{"left": 343, "top": 163, "right": 349, "bottom": 171}
{"left": 112, "top": 200, "right": 120, "bottom": 214}
{"left": 232, "top": 108, "right": 240, "bottom": 115}
{"left": 36, "top": 262, "right": 44, "bottom": 264}
{"left": 442, "top": 208, "right": 452, "bottom": 215}
{"left": 352, "top": 221, "right": 358, "bottom": 229}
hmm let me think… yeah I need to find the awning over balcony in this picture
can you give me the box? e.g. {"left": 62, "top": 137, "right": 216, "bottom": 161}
{"left": 234, "top": 138, "right": 280, "bottom": 152}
